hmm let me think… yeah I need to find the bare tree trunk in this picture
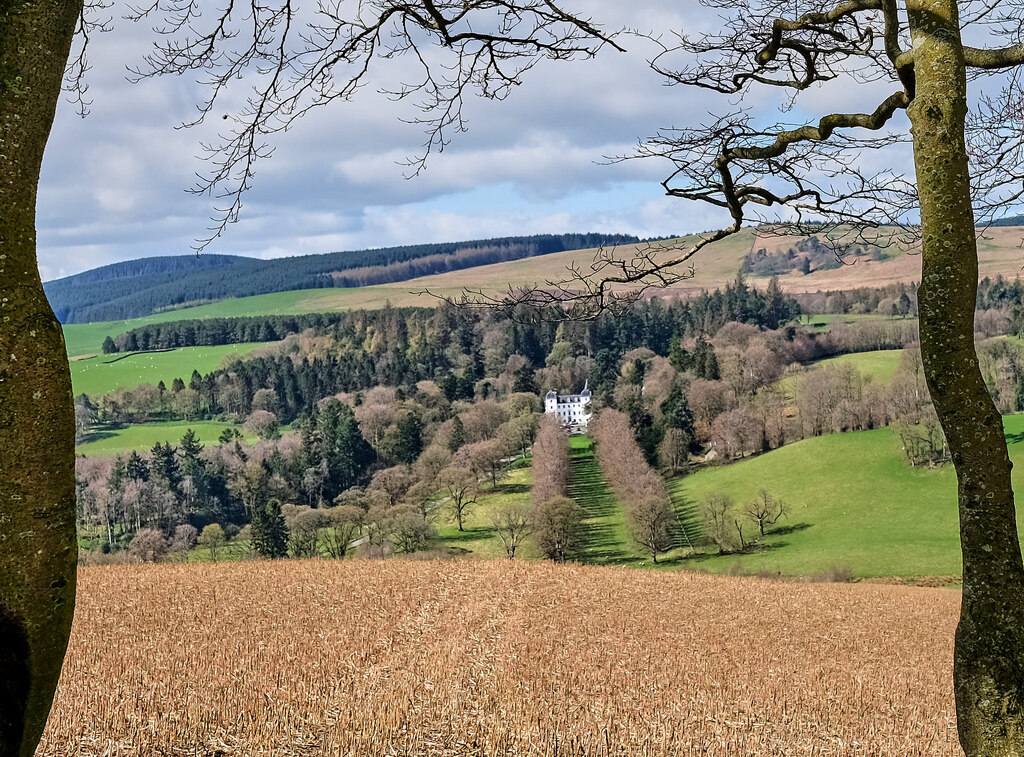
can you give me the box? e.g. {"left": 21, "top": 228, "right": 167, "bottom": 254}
{"left": 908, "top": 1, "right": 1024, "bottom": 752}
{"left": 0, "top": 0, "right": 81, "bottom": 754}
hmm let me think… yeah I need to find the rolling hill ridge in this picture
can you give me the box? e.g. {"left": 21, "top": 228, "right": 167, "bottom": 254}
{"left": 46, "top": 233, "right": 642, "bottom": 323}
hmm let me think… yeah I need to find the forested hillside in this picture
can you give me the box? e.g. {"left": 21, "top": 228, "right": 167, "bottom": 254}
{"left": 47, "top": 233, "right": 641, "bottom": 323}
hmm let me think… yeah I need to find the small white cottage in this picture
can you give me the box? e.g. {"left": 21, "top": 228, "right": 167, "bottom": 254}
{"left": 544, "top": 383, "right": 593, "bottom": 431}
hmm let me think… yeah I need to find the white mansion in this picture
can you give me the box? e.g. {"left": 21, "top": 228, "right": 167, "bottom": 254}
{"left": 544, "top": 383, "right": 593, "bottom": 432}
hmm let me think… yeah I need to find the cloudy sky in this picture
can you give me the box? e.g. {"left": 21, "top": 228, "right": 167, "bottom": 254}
{"left": 37, "top": 1, "right": 909, "bottom": 281}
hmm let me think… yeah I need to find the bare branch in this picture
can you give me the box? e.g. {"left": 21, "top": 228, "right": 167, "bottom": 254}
{"left": 128, "top": 0, "right": 622, "bottom": 249}
{"left": 64, "top": 0, "right": 113, "bottom": 118}
{"left": 964, "top": 44, "right": 1024, "bottom": 69}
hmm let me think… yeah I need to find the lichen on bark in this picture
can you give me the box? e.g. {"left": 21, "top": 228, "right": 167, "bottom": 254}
{"left": 907, "top": 1, "right": 1024, "bottom": 753}
{"left": 0, "top": 0, "right": 82, "bottom": 754}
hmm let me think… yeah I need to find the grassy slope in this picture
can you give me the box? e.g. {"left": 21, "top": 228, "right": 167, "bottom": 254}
{"left": 71, "top": 343, "right": 272, "bottom": 397}
{"left": 566, "top": 435, "right": 638, "bottom": 564}
{"left": 763, "top": 224, "right": 1024, "bottom": 292}
{"left": 436, "top": 466, "right": 536, "bottom": 558}
{"left": 667, "top": 415, "right": 1024, "bottom": 578}
{"left": 799, "top": 314, "right": 916, "bottom": 327}
{"left": 810, "top": 349, "right": 904, "bottom": 384}
{"left": 775, "top": 348, "right": 904, "bottom": 401}
{"left": 76, "top": 420, "right": 252, "bottom": 457}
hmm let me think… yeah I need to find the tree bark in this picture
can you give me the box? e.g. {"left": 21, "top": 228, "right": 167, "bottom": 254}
{"left": 907, "top": 1, "right": 1024, "bottom": 753}
{"left": 0, "top": 0, "right": 82, "bottom": 753}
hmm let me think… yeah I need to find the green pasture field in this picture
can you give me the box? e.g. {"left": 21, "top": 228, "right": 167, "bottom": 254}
{"left": 798, "top": 314, "right": 918, "bottom": 328}
{"left": 809, "top": 349, "right": 904, "bottom": 384}
{"left": 76, "top": 420, "right": 251, "bottom": 457}
{"left": 667, "top": 414, "right": 1024, "bottom": 579}
{"left": 62, "top": 294, "right": 325, "bottom": 357}
{"left": 775, "top": 348, "right": 905, "bottom": 401}
{"left": 435, "top": 465, "right": 536, "bottom": 559}
{"left": 565, "top": 435, "right": 640, "bottom": 564}
{"left": 71, "top": 343, "right": 272, "bottom": 397}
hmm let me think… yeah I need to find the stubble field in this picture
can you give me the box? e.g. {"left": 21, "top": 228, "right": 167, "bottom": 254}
{"left": 40, "top": 560, "right": 960, "bottom": 756}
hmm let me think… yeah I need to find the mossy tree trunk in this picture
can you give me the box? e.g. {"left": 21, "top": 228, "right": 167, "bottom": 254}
{"left": 0, "top": 0, "right": 82, "bottom": 753}
{"left": 907, "top": 1, "right": 1024, "bottom": 753}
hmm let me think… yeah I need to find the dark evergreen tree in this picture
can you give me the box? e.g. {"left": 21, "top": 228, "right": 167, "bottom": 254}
{"left": 391, "top": 413, "right": 423, "bottom": 464}
{"left": 437, "top": 372, "right": 458, "bottom": 401}
{"left": 762, "top": 276, "right": 790, "bottom": 330}
{"left": 668, "top": 337, "right": 692, "bottom": 373}
{"left": 511, "top": 361, "right": 537, "bottom": 394}
{"left": 101, "top": 335, "right": 117, "bottom": 354}
{"left": 107, "top": 456, "right": 127, "bottom": 493}
{"left": 660, "top": 382, "right": 695, "bottom": 438}
{"left": 692, "top": 339, "right": 720, "bottom": 380}
{"left": 448, "top": 416, "right": 466, "bottom": 453}
{"left": 897, "top": 292, "right": 913, "bottom": 318}
{"left": 150, "top": 442, "right": 182, "bottom": 497}
{"left": 180, "top": 429, "right": 204, "bottom": 462}
{"left": 126, "top": 451, "right": 150, "bottom": 482}
{"left": 317, "top": 399, "right": 376, "bottom": 499}
{"left": 583, "top": 349, "right": 612, "bottom": 394}
{"left": 454, "top": 373, "right": 476, "bottom": 400}
{"left": 702, "top": 345, "right": 721, "bottom": 381}
{"left": 251, "top": 497, "right": 289, "bottom": 558}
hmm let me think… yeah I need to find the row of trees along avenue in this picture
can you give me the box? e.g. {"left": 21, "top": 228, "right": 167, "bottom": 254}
{"left": 592, "top": 410, "right": 684, "bottom": 563}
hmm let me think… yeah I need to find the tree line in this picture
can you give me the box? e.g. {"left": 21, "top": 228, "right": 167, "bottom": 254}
{"left": 102, "top": 313, "right": 353, "bottom": 353}
{"left": 592, "top": 409, "right": 683, "bottom": 563}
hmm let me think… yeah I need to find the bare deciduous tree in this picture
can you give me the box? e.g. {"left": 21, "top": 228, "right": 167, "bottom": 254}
{"left": 627, "top": 496, "right": 678, "bottom": 564}
{"left": 437, "top": 466, "right": 478, "bottom": 532}
{"left": 454, "top": 439, "right": 506, "bottom": 489}
{"left": 530, "top": 415, "right": 569, "bottom": 508}
{"left": 744, "top": 489, "right": 786, "bottom": 538}
{"left": 700, "top": 493, "right": 739, "bottom": 555}
{"left": 531, "top": 496, "right": 584, "bottom": 563}
{"left": 491, "top": 505, "right": 532, "bottom": 559}
{"left": 387, "top": 507, "right": 436, "bottom": 554}
{"left": 321, "top": 506, "right": 365, "bottom": 559}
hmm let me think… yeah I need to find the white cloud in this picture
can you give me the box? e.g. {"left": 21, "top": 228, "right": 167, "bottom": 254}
{"left": 35, "top": 0, "right": 923, "bottom": 281}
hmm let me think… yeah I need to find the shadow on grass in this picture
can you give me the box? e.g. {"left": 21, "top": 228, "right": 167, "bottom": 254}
{"left": 78, "top": 429, "right": 121, "bottom": 446}
{"left": 566, "top": 440, "right": 634, "bottom": 564}
{"left": 767, "top": 521, "right": 813, "bottom": 537}
{"left": 668, "top": 492, "right": 704, "bottom": 551}
{"left": 443, "top": 526, "right": 496, "bottom": 544}
{"left": 498, "top": 483, "right": 530, "bottom": 495}
{"left": 672, "top": 533, "right": 808, "bottom": 565}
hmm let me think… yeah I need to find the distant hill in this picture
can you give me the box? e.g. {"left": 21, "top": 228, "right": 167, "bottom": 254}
{"left": 46, "top": 254, "right": 252, "bottom": 323}
{"left": 46, "top": 233, "right": 642, "bottom": 323}
{"left": 989, "top": 214, "right": 1024, "bottom": 226}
